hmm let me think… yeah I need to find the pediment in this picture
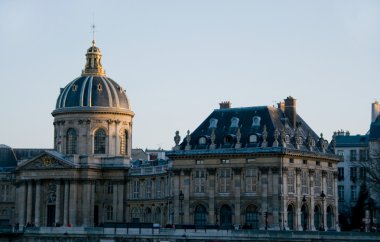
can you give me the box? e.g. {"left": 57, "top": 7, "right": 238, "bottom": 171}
{"left": 18, "top": 152, "right": 75, "bottom": 170}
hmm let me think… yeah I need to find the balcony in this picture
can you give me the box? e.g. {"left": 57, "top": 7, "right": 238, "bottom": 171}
{"left": 129, "top": 165, "right": 169, "bottom": 176}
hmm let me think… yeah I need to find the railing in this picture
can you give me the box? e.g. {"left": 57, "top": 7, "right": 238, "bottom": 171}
{"left": 129, "top": 165, "right": 169, "bottom": 175}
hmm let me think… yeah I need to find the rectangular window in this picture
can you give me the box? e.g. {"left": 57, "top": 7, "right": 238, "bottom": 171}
{"left": 316, "top": 160, "right": 321, "bottom": 166}
{"left": 289, "top": 158, "right": 294, "bottom": 163}
{"left": 338, "top": 185, "right": 344, "bottom": 201}
{"left": 219, "top": 168, "right": 231, "bottom": 193}
{"left": 351, "top": 186, "right": 357, "bottom": 201}
{"left": 314, "top": 171, "right": 321, "bottom": 195}
{"left": 337, "top": 150, "right": 344, "bottom": 157}
{"left": 156, "top": 179, "right": 161, "bottom": 198}
{"left": 221, "top": 159, "right": 230, "bottom": 164}
{"left": 245, "top": 168, "right": 258, "bottom": 193}
{"left": 196, "top": 160, "right": 204, "bottom": 165}
{"left": 338, "top": 167, "right": 344, "bottom": 180}
{"left": 287, "top": 170, "right": 295, "bottom": 194}
{"left": 133, "top": 180, "right": 140, "bottom": 199}
{"left": 359, "top": 150, "right": 367, "bottom": 161}
{"left": 328, "top": 162, "right": 332, "bottom": 167}
{"left": 350, "top": 167, "right": 357, "bottom": 181}
{"left": 327, "top": 172, "right": 333, "bottom": 195}
{"left": 194, "top": 170, "right": 206, "bottom": 193}
{"left": 303, "top": 160, "right": 307, "bottom": 165}
{"left": 359, "top": 167, "right": 366, "bottom": 180}
{"left": 145, "top": 180, "right": 152, "bottom": 199}
{"left": 350, "top": 150, "right": 357, "bottom": 161}
{"left": 301, "top": 171, "right": 308, "bottom": 194}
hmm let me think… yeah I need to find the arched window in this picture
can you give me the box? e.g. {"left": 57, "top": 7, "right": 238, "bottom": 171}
{"left": 314, "top": 205, "right": 321, "bottom": 231}
{"left": 120, "top": 129, "right": 128, "bottom": 156}
{"left": 245, "top": 205, "right": 259, "bottom": 229}
{"left": 145, "top": 207, "right": 152, "bottom": 223}
{"left": 106, "top": 205, "right": 113, "bottom": 221}
{"left": 66, "top": 128, "right": 77, "bottom": 154}
{"left": 301, "top": 204, "right": 308, "bottom": 231}
{"left": 94, "top": 128, "right": 106, "bottom": 154}
{"left": 194, "top": 205, "right": 207, "bottom": 225}
{"left": 287, "top": 205, "right": 294, "bottom": 230}
{"left": 198, "top": 137, "right": 206, "bottom": 145}
{"left": 220, "top": 205, "right": 232, "bottom": 227}
{"left": 249, "top": 134, "right": 258, "bottom": 143}
{"left": 327, "top": 206, "right": 333, "bottom": 230}
{"left": 154, "top": 207, "right": 161, "bottom": 224}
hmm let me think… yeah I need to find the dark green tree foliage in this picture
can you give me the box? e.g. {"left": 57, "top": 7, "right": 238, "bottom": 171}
{"left": 351, "top": 183, "right": 369, "bottom": 229}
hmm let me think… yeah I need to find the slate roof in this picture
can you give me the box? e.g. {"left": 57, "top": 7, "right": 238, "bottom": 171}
{"left": 0, "top": 145, "right": 17, "bottom": 168}
{"left": 14, "top": 148, "right": 52, "bottom": 161}
{"left": 369, "top": 116, "right": 380, "bottom": 140}
{"left": 54, "top": 76, "right": 130, "bottom": 111}
{"left": 334, "top": 134, "right": 368, "bottom": 148}
{"left": 177, "top": 105, "right": 331, "bottom": 154}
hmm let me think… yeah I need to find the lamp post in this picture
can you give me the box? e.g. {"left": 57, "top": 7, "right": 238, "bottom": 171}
{"left": 179, "top": 190, "right": 184, "bottom": 224}
{"left": 320, "top": 191, "right": 326, "bottom": 231}
{"left": 302, "top": 195, "right": 307, "bottom": 231}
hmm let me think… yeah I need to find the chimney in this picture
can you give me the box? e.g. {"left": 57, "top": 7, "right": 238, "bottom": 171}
{"left": 284, "top": 96, "right": 296, "bottom": 129}
{"left": 372, "top": 100, "right": 380, "bottom": 122}
{"left": 219, "top": 101, "right": 231, "bottom": 109}
{"left": 277, "top": 102, "right": 285, "bottom": 111}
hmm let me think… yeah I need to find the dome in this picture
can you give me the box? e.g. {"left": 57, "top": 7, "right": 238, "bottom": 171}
{"left": 53, "top": 41, "right": 132, "bottom": 113}
{"left": 55, "top": 75, "right": 130, "bottom": 110}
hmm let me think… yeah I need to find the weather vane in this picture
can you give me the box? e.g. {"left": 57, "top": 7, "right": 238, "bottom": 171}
{"left": 91, "top": 14, "right": 96, "bottom": 43}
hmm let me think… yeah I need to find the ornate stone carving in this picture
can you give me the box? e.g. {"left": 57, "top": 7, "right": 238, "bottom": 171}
{"left": 185, "top": 130, "right": 191, "bottom": 150}
{"left": 280, "top": 128, "right": 286, "bottom": 147}
{"left": 209, "top": 129, "right": 216, "bottom": 150}
{"left": 235, "top": 127, "right": 241, "bottom": 149}
{"left": 173, "top": 131, "right": 181, "bottom": 151}
{"left": 261, "top": 125, "right": 268, "bottom": 148}
{"left": 273, "top": 128, "right": 279, "bottom": 147}
{"left": 22, "top": 155, "right": 72, "bottom": 170}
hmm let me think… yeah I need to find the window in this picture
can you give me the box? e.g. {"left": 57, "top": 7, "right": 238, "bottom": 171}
{"left": 303, "top": 160, "right": 307, "bottom": 165}
{"left": 359, "top": 150, "right": 367, "bottom": 161}
{"left": 194, "top": 205, "right": 207, "bottom": 225}
{"left": 66, "top": 128, "right": 77, "bottom": 154}
{"left": 221, "top": 159, "right": 230, "bottom": 164}
{"left": 219, "top": 169, "right": 231, "bottom": 193}
{"left": 338, "top": 167, "right": 344, "bottom": 180}
{"left": 314, "top": 171, "right": 321, "bottom": 195}
{"left": 338, "top": 185, "right": 344, "bottom": 201}
{"left": 316, "top": 160, "right": 321, "bottom": 166}
{"left": 196, "top": 160, "right": 204, "bottom": 165}
{"left": 351, "top": 186, "right": 357, "bottom": 201}
{"left": 328, "top": 162, "right": 332, "bottom": 167}
{"left": 289, "top": 158, "right": 294, "bottom": 163}
{"left": 245, "top": 205, "right": 259, "bottom": 229}
{"left": 120, "top": 130, "right": 128, "bottom": 156}
{"left": 106, "top": 205, "right": 113, "bottom": 221}
{"left": 249, "top": 135, "right": 258, "bottom": 143}
{"left": 0, "top": 184, "right": 11, "bottom": 202}
{"left": 156, "top": 180, "right": 161, "bottom": 198}
{"left": 133, "top": 180, "right": 140, "bottom": 199}
{"left": 94, "top": 129, "right": 106, "bottom": 154}
{"left": 287, "top": 170, "right": 295, "bottom": 194}
{"left": 145, "top": 180, "right": 152, "bottom": 199}
{"left": 350, "top": 150, "right": 357, "bottom": 161}
{"left": 224, "top": 136, "right": 232, "bottom": 144}
{"left": 301, "top": 171, "right": 308, "bottom": 194}
{"left": 327, "top": 172, "right": 333, "bottom": 195}
{"left": 359, "top": 167, "right": 366, "bottom": 180}
{"left": 337, "top": 150, "right": 344, "bottom": 157}
{"left": 107, "top": 182, "right": 113, "bottom": 194}
{"left": 194, "top": 170, "right": 206, "bottom": 193}
{"left": 350, "top": 167, "right": 357, "bottom": 181}
{"left": 198, "top": 137, "right": 206, "bottom": 145}
{"left": 245, "top": 168, "right": 258, "bottom": 193}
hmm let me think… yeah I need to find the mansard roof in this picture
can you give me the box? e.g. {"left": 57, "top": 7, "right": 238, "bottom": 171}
{"left": 170, "top": 99, "right": 334, "bottom": 157}
{"left": 334, "top": 134, "right": 368, "bottom": 148}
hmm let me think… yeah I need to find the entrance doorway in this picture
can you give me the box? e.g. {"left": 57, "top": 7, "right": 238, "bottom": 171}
{"left": 220, "top": 205, "right": 232, "bottom": 227}
{"left": 47, "top": 205, "right": 55, "bottom": 227}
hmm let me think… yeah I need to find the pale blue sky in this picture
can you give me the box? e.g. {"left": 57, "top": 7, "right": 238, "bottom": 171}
{"left": 0, "top": 0, "right": 379, "bottom": 149}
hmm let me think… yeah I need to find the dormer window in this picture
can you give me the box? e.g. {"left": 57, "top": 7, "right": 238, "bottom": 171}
{"left": 249, "top": 134, "right": 258, "bottom": 143}
{"left": 198, "top": 137, "right": 207, "bottom": 145}
{"left": 224, "top": 135, "right": 232, "bottom": 144}
{"left": 252, "top": 116, "right": 261, "bottom": 127}
{"left": 230, "top": 117, "right": 239, "bottom": 128}
{"left": 209, "top": 118, "right": 218, "bottom": 129}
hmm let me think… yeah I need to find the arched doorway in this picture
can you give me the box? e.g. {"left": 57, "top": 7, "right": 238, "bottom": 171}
{"left": 245, "top": 205, "right": 259, "bottom": 229}
{"left": 314, "top": 205, "right": 321, "bottom": 231}
{"left": 327, "top": 206, "right": 333, "bottom": 230}
{"left": 287, "top": 204, "right": 294, "bottom": 230}
{"left": 154, "top": 207, "right": 161, "bottom": 224}
{"left": 194, "top": 205, "right": 207, "bottom": 225}
{"left": 301, "top": 204, "right": 308, "bottom": 231}
{"left": 144, "top": 207, "right": 152, "bottom": 223}
{"left": 220, "top": 205, "right": 232, "bottom": 227}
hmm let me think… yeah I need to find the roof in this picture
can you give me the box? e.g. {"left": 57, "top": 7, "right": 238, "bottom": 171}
{"left": 369, "top": 116, "right": 380, "bottom": 140}
{"left": 0, "top": 145, "right": 18, "bottom": 168}
{"left": 334, "top": 134, "right": 368, "bottom": 148}
{"left": 175, "top": 104, "right": 332, "bottom": 154}
{"left": 14, "top": 148, "right": 52, "bottom": 161}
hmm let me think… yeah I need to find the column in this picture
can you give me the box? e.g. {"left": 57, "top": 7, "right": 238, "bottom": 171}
{"left": 117, "top": 182, "right": 124, "bottom": 222}
{"left": 309, "top": 170, "right": 315, "bottom": 231}
{"left": 83, "top": 181, "right": 91, "bottom": 226}
{"left": 55, "top": 181, "right": 61, "bottom": 226}
{"left": 271, "top": 168, "right": 280, "bottom": 230}
{"left": 296, "top": 168, "right": 302, "bottom": 231}
{"left": 91, "top": 181, "right": 96, "bottom": 224}
{"left": 322, "top": 171, "right": 327, "bottom": 231}
{"left": 183, "top": 169, "right": 191, "bottom": 224}
{"left": 34, "top": 180, "right": 41, "bottom": 226}
{"left": 113, "top": 183, "right": 118, "bottom": 222}
{"left": 282, "top": 167, "right": 288, "bottom": 230}
{"left": 17, "top": 181, "right": 26, "bottom": 227}
{"left": 260, "top": 167, "right": 268, "bottom": 230}
{"left": 26, "top": 181, "right": 33, "bottom": 225}
{"left": 69, "top": 180, "right": 77, "bottom": 226}
{"left": 207, "top": 168, "right": 216, "bottom": 225}
{"left": 173, "top": 169, "right": 181, "bottom": 224}
{"left": 63, "top": 180, "right": 69, "bottom": 226}
{"left": 233, "top": 168, "right": 241, "bottom": 226}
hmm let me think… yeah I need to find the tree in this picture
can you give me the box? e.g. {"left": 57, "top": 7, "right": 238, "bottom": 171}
{"left": 351, "top": 183, "right": 369, "bottom": 230}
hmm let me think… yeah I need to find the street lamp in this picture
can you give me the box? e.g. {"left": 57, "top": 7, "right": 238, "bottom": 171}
{"left": 302, "top": 195, "right": 307, "bottom": 231}
{"left": 320, "top": 191, "right": 326, "bottom": 231}
{"left": 179, "top": 190, "right": 184, "bottom": 224}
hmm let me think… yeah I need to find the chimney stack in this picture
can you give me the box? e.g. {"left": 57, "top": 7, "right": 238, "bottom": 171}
{"left": 277, "top": 102, "right": 285, "bottom": 111}
{"left": 372, "top": 100, "right": 380, "bottom": 122}
{"left": 284, "top": 96, "right": 296, "bottom": 129}
{"left": 219, "top": 101, "right": 231, "bottom": 109}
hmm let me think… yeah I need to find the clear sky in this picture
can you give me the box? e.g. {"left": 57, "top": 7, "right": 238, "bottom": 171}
{"left": 0, "top": 0, "right": 379, "bottom": 150}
